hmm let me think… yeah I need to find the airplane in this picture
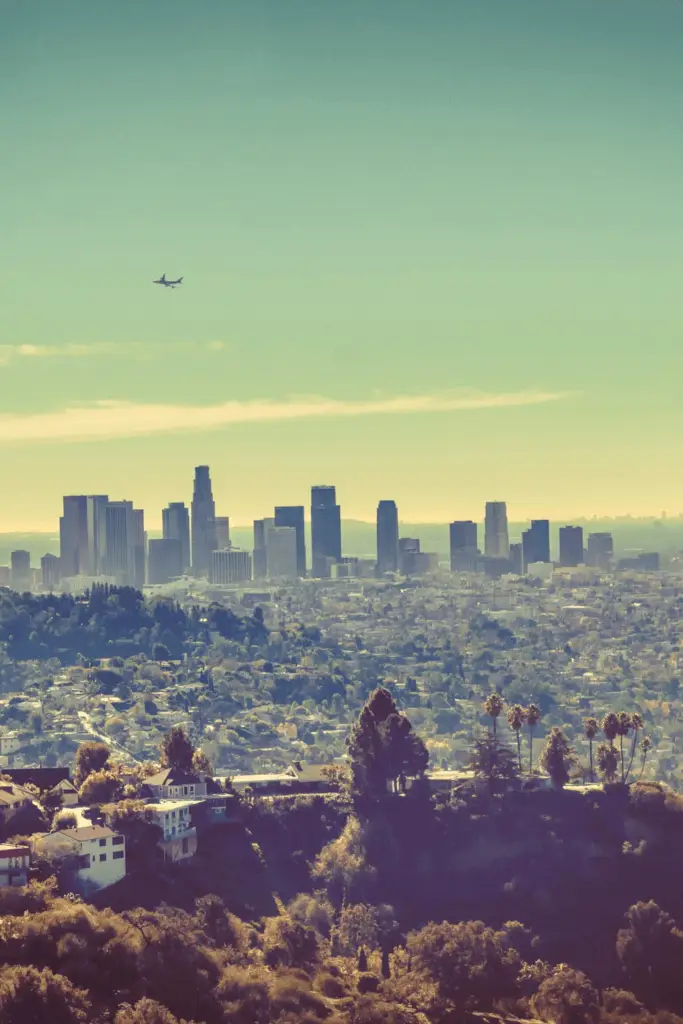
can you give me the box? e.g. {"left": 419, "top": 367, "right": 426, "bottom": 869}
{"left": 153, "top": 273, "right": 183, "bottom": 288}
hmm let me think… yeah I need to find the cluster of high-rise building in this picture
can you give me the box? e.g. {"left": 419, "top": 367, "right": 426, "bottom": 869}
{"left": 0, "top": 468, "right": 660, "bottom": 593}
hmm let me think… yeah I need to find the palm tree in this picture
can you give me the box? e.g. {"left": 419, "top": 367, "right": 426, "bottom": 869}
{"left": 626, "top": 713, "right": 643, "bottom": 783}
{"left": 602, "top": 712, "right": 619, "bottom": 748}
{"left": 540, "top": 727, "right": 577, "bottom": 790}
{"left": 507, "top": 704, "right": 526, "bottom": 772}
{"left": 638, "top": 736, "right": 652, "bottom": 781}
{"left": 583, "top": 718, "right": 598, "bottom": 782}
{"left": 526, "top": 703, "right": 541, "bottom": 774}
{"left": 484, "top": 693, "right": 504, "bottom": 738}
{"left": 596, "top": 743, "right": 619, "bottom": 784}
{"left": 616, "top": 712, "right": 632, "bottom": 783}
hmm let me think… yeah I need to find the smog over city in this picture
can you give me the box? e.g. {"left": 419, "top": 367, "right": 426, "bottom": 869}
{"left": 2, "top": 2, "right": 683, "bottom": 1022}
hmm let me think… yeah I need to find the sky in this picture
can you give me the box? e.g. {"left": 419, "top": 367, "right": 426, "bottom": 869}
{"left": 2, "top": 0, "right": 683, "bottom": 530}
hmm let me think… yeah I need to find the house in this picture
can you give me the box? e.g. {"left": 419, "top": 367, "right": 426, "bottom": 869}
{"left": 3, "top": 767, "right": 71, "bottom": 791}
{"left": 51, "top": 778, "right": 80, "bottom": 807}
{"left": 0, "top": 843, "right": 30, "bottom": 886}
{"left": 0, "top": 783, "right": 35, "bottom": 827}
{"left": 35, "top": 825, "right": 126, "bottom": 892}
{"left": 142, "top": 768, "right": 208, "bottom": 801}
{"left": 144, "top": 799, "right": 198, "bottom": 862}
{"left": 286, "top": 761, "right": 337, "bottom": 791}
{"left": 0, "top": 732, "right": 25, "bottom": 767}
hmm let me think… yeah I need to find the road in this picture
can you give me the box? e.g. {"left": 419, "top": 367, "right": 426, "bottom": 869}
{"left": 77, "top": 711, "right": 142, "bottom": 765}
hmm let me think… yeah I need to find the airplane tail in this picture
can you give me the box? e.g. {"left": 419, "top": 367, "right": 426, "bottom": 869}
{"left": 178, "top": 277, "right": 183, "bottom": 283}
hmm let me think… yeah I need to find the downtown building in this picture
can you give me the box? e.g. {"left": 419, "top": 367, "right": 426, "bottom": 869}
{"left": 162, "top": 503, "right": 191, "bottom": 574}
{"left": 104, "top": 501, "right": 146, "bottom": 587}
{"left": 449, "top": 520, "right": 478, "bottom": 572}
{"left": 559, "top": 525, "right": 584, "bottom": 567}
{"left": 148, "top": 539, "right": 183, "bottom": 585}
{"left": 310, "top": 485, "right": 341, "bottom": 578}
{"left": 376, "top": 500, "right": 399, "bottom": 575}
{"left": 191, "top": 466, "right": 217, "bottom": 579}
{"left": 484, "top": 501, "right": 509, "bottom": 559}
{"left": 522, "top": 519, "right": 550, "bottom": 571}
{"left": 274, "top": 506, "right": 306, "bottom": 577}
{"left": 211, "top": 549, "right": 252, "bottom": 584}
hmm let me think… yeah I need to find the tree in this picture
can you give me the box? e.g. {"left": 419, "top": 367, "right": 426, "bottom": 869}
{"left": 602, "top": 712, "right": 619, "bottom": 748}
{"left": 78, "top": 769, "right": 121, "bottom": 806}
{"left": 115, "top": 999, "right": 181, "bottom": 1023}
{"left": 73, "top": 741, "right": 110, "bottom": 787}
{"left": 626, "top": 713, "right": 644, "bottom": 783}
{"left": 540, "top": 727, "right": 576, "bottom": 790}
{"left": 616, "top": 712, "right": 633, "bottom": 783}
{"left": 617, "top": 901, "right": 683, "bottom": 1010}
{"left": 484, "top": 693, "right": 504, "bottom": 737}
{"left": 596, "top": 743, "right": 619, "bottom": 784}
{"left": 347, "top": 687, "right": 428, "bottom": 802}
{"left": 526, "top": 703, "right": 541, "bottom": 773}
{"left": 0, "top": 965, "right": 91, "bottom": 1023}
{"left": 530, "top": 965, "right": 600, "bottom": 1024}
{"left": 160, "top": 726, "right": 194, "bottom": 773}
{"left": 583, "top": 718, "right": 598, "bottom": 781}
{"left": 507, "top": 704, "right": 526, "bottom": 772}
{"left": 469, "top": 735, "right": 518, "bottom": 794}
{"left": 638, "top": 736, "right": 652, "bottom": 780}
{"left": 192, "top": 748, "right": 212, "bottom": 776}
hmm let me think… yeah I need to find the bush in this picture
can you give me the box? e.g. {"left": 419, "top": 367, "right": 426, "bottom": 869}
{"left": 357, "top": 973, "right": 381, "bottom": 994}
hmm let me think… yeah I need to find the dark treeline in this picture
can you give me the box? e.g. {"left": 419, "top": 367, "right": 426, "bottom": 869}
{"left": 0, "top": 585, "right": 267, "bottom": 662}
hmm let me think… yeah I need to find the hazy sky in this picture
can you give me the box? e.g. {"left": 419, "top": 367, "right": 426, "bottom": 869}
{"left": 3, "top": 0, "right": 683, "bottom": 530}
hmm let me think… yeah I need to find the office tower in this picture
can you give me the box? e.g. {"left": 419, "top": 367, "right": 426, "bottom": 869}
{"left": 59, "top": 495, "right": 89, "bottom": 577}
{"left": 586, "top": 532, "right": 613, "bottom": 570}
{"left": 41, "top": 553, "right": 61, "bottom": 591}
{"left": 162, "top": 502, "right": 191, "bottom": 573}
{"left": 253, "top": 519, "right": 271, "bottom": 579}
{"left": 399, "top": 537, "right": 420, "bottom": 575}
{"left": 104, "top": 501, "right": 139, "bottom": 585}
{"left": 132, "top": 508, "right": 146, "bottom": 588}
{"left": 215, "top": 516, "right": 230, "bottom": 550}
{"left": 148, "top": 539, "right": 182, "bottom": 585}
{"left": 274, "top": 506, "right": 306, "bottom": 577}
{"left": 559, "top": 525, "right": 584, "bottom": 567}
{"left": 191, "top": 466, "right": 217, "bottom": 578}
{"left": 211, "top": 549, "right": 252, "bottom": 584}
{"left": 509, "top": 542, "right": 523, "bottom": 575}
{"left": 484, "top": 502, "right": 509, "bottom": 559}
{"left": 85, "top": 495, "right": 109, "bottom": 575}
{"left": 311, "top": 485, "right": 342, "bottom": 578}
{"left": 376, "top": 500, "right": 399, "bottom": 575}
{"left": 449, "top": 520, "right": 478, "bottom": 572}
{"left": 522, "top": 519, "right": 551, "bottom": 570}
{"left": 10, "top": 550, "right": 31, "bottom": 591}
{"left": 265, "top": 526, "right": 298, "bottom": 579}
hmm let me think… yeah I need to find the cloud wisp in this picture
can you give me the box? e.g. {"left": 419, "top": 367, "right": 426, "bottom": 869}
{"left": 0, "top": 341, "right": 227, "bottom": 366}
{"left": 0, "top": 390, "right": 573, "bottom": 444}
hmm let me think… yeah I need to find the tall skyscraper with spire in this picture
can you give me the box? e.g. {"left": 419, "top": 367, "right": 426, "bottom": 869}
{"left": 484, "top": 501, "right": 510, "bottom": 559}
{"left": 376, "top": 500, "right": 399, "bottom": 574}
{"left": 191, "top": 466, "right": 217, "bottom": 578}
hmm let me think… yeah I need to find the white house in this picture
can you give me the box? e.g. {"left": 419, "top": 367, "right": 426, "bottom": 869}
{"left": 0, "top": 732, "right": 25, "bottom": 767}
{"left": 35, "top": 825, "right": 126, "bottom": 892}
{"left": 143, "top": 768, "right": 208, "bottom": 801}
{"left": 0, "top": 782, "right": 35, "bottom": 828}
{"left": 0, "top": 843, "right": 30, "bottom": 886}
{"left": 144, "top": 798, "right": 199, "bottom": 862}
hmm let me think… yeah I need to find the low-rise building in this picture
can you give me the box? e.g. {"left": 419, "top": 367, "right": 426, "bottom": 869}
{"left": 0, "top": 782, "right": 35, "bottom": 827}
{"left": 0, "top": 843, "right": 30, "bottom": 886}
{"left": 142, "top": 768, "right": 208, "bottom": 801}
{"left": 144, "top": 799, "right": 198, "bottom": 862}
{"left": 35, "top": 825, "right": 126, "bottom": 892}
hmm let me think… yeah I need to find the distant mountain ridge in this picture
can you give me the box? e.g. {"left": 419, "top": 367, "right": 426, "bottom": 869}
{"left": 1, "top": 516, "right": 680, "bottom": 565}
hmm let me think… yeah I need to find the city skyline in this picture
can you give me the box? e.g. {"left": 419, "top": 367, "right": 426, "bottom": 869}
{"left": 3, "top": 0, "right": 683, "bottom": 529}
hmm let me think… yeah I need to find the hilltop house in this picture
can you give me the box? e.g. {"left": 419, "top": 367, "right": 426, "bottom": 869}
{"left": 0, "top": 782, "right": 35, "bottom": 828}
{"left": 35, "top": 825, "right": 126, "bottom": 892}
{"left": 0, "top": 843, "right": 30, "bottom": 886}
{"left": 144, "top": 799, "right": 199, "bottom": 862}
{"left": 142, "top": 769, "right": 208, "bottom": 801}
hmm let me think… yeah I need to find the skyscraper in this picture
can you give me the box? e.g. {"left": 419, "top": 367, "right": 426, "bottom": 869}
{"left": 215, "top": 516, "right": 231, "bottom": 550}
{"left": 484, "top": 502, "right": 509, "bottom": 559}
{"left": 522, "top": 519, "right": 551, "bottom": 570}
{"left": 274, "top": 506, "right": 306, "bottom": 577}
{"left": 41, "top": 553, "right": 61, "bottom": 591}
{"left": 211, "top": 549, "right": 252, "bottom": 584}
{"left": 132, "top": 508, "right": 146, "bottom": 589}
{"left": 148, "top": 539, "right": 182, "bottom": 585}
{"left": 59, "top": 495, "right": 89, "bottom": 578}
{"left": 376, "top": 500, "right": 399, "bottom": 575}
{"left": 265, "top": 526, "right": 298, "bottom": 579}
{"left": 105, "top": 501, "right": 137, "bottom": 585}
{"left": 86, "top": 495, "right": 109, "bottom": 576}
{"left": 559, "top": 525, "right": 584, "bottom": 567}
{"left": 162, "top": 502, "right": 191, "bottom": 573}
{"left": 252, "top": 518, "right": 272, "bottom": 579}
{"left": 311, "top": 485, "right": 341, "bottom": 578}
{"left": 191, "top": 466, "right": 217, "bottom": 578}
{"left": 449, "top": 520, "right": 478, "bottom": 572}
{"left": 586, "top": 532, "right": 614, "bottom": 570}
{"left": 10, "top": 550, "right": 31, "bottom": 591}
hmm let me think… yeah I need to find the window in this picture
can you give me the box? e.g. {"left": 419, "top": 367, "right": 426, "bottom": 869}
{"left": 99, "top": 838, "right": 107, "bottom": 847}
{"left": 183, "top": 786, "right": 188, "bottom": 795}
{"left": 78, "top": 855, "right": 90, "bottom": 869}
{"left": 112, "top": 836, "right": 124, "bottom": 846}
{"left": 99, "top": 853, "right": 106, "bottom": 862}
{"left": 113, "top": 851, "right": 124, "bottom": 860}
{"left": 182, "top": 838, "right": 189, "bottom": 855}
